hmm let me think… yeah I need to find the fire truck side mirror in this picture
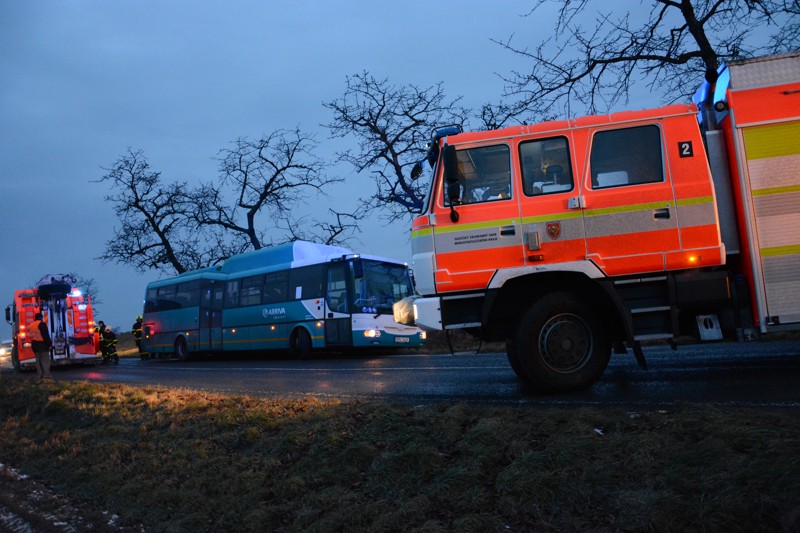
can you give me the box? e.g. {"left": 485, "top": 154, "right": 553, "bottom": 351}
{"left": 410, "top": 161, "right": 423, "bottom": 181}
{"left": 443, "top": 145, "right": 459, "bottom": 186}
{"left": 443, "top": 145, "right": 462, "bottom": 223}
{"left": 443, "top": 145, "right": 463, "bottom": 203}
{"left": 4, "top": 306, "right": 10, "bottom": 324}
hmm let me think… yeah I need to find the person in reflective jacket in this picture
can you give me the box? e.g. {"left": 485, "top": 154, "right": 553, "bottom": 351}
{"left": 96, "top": 321, "right": 119, "bottom": 365}
{"left": 28, "top": 312, "right": 53, "bottom": 382}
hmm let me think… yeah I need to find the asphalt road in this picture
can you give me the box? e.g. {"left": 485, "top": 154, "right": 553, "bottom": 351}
{"left": 4, "top": 339, "right": 800, "bottom": 407}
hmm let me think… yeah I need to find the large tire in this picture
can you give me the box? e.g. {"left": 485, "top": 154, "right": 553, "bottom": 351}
{"left": 11, "top": 345, "right": 21, "bottom": 372}
{"left": 513, "top": 292, "right": 611, "bottom": 393}
{"left": 505, "top": 338, "right": 524, "bottom": 377}
{"left": 289, "top": 328, "right": 312, "bottom": 360}
{"left": 174, "top": 337, "right": 190, "bottom": 361}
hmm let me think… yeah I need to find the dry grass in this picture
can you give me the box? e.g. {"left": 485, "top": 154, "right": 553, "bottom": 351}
{"left": 0, "top": 379, "right": 799, "bottom": 531}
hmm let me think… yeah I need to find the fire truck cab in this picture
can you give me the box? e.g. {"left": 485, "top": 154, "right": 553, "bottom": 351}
{"left": 5, "top": 274, "right": 101, "bottom": 371}
{"left": 407, "top": 52, "right": 800, "bottom": 393}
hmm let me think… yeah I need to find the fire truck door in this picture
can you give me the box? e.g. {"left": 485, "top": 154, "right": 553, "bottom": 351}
{"left": 582, "top": 124, "right": 680, "bottom": 276}
{"left": 430, "top": 143, "right": 524, "bottom": 293}
{"left": 518, "top": 135, "right": 586, "bottom": 267}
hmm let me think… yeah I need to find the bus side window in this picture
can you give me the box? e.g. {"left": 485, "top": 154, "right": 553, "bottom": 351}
{"left": 326, "top": 266, "right": 348, "bottom": 313}
{"left": 290, "top": 265, "right": 324, "bottom": 300}
{"left": 225, "top": 280, "right": 240, "bottom": 308}
{"left": 145, "top": 288, "right": 158, "bottom": 313}
{"left": 263, "top": 270, "right": 289, "bottom": 304}
{"left": 240, "top": 276, "right": 263, "bottom": 307}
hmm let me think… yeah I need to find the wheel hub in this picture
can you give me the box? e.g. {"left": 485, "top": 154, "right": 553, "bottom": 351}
{"left": 539, "top": 313, "right": 592, "bottom": 373}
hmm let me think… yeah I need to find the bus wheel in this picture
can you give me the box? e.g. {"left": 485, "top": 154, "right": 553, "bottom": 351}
{"left": 174, "top": 337, "right": 190, "bottom": 361}
{"left": 514, "top": 292, "right": 610, "bottom": 393}
{"left": 11, "top": 346, "right": 21, "bottom": 372}
{"left": 290, "top": 328, "right": 312, "bottom": 360}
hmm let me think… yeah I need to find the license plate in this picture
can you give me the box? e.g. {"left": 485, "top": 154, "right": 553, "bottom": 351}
{"left": 395, "top": 337, "right": 410, "bottom": 343}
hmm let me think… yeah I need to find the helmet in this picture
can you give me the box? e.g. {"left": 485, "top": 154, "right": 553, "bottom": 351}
{"left": 137, "top": 315, "right": 142, "bottom": 320}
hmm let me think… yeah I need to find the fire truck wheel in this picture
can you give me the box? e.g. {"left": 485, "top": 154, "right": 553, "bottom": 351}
{"left": 174, "top": 337, "right": 190, "bottom": 361}
{"left": 289, "top": 328, "right": 312, "bottom": 360}
{"left": 514, "top": 292, "right": 611, "bottom": 393}
{"left": 11, "top": 346, "right": 21, "bottom": 372}
{"left": 505, "top": 339, "right": 524, "bottom": 376}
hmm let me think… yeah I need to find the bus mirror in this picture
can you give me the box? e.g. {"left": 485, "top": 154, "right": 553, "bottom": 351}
{"left": 410, "top": 161, "right": 423, "bottom": 181}
{"left": 352, "top": 258, "right": 364, "bottom": 278}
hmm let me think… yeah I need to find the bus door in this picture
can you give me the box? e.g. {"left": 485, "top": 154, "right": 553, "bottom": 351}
{"left": 324, "top": 262, "right": 352, "bottom": 346}
{"left": 200, "top": 281, "right": 224, "bottom": 351}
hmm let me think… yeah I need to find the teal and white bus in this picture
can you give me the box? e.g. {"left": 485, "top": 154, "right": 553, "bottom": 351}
{"left": 141, "top": 241, "right": 426, "bottom": 359}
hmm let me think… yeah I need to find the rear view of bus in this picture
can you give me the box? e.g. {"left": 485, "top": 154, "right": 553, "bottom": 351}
{"left": 141, "top": 241, "right": 425, "bottom": 360}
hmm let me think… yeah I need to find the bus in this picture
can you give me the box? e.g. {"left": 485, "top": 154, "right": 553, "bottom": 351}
{"left": 141, "top": 241, "right": 426, "bottom": 359}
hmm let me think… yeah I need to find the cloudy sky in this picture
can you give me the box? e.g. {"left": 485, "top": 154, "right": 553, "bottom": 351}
{"left": 1, "top": 0, "right": 663, "bottom": 338}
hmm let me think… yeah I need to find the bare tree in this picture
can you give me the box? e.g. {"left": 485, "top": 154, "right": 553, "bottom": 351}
{"left": 324, "top": 72, "right": 471, "bottom": 221}
{"left": 193, "top": 129, "right": 347, "bottom": 249}
{"left": 490, "top": 0, "right": 800, "bottom": 123}
{"left": 97, "top": 148, "right": 207, "bottom": 274}
{"left": 279, "top": 209, "right": 362, "bottom": 246}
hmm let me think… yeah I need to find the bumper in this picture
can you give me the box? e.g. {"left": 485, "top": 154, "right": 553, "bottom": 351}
{"left": 413, "top": 297, "right": 444, "bottom": 331}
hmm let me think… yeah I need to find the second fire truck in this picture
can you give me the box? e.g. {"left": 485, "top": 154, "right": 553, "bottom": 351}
{"left": 5, "top": 274, "right": 101, "bottom": 371}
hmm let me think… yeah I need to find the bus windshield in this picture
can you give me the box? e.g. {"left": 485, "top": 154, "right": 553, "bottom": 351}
{"left": 353, "top": 260, "right": 414, "bottom": 314}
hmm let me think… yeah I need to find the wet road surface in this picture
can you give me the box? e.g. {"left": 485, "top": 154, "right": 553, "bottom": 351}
{"left": 7, "top": 339, "right": 800, "bottom": 407}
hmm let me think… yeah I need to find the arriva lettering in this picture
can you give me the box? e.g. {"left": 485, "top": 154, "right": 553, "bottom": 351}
{"left": 262, "top": 308, "right": 287, "bottom": 318}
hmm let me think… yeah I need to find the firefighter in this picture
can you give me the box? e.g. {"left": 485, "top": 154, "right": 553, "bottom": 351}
{"left": 132, "top": 315, "right": 146, "bottom": 359}
{"left": 96, "top": 321, "right": 119, "bottom": 365}
{"left": 28, "top": 312, "right": 53, "bottom": 382}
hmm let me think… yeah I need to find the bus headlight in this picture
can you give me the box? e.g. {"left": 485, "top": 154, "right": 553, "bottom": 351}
{"left": 363, "top": 329, "right": 381, "bottom": 338}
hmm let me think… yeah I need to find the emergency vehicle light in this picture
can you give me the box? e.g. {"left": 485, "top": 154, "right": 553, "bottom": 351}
{"left": 364, "top": 329, "right": 381, "bottom": 338}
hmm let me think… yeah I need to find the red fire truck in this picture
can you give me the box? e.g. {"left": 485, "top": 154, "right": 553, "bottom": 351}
{"left": 5, "top": 274, "right": 101, "bottom": 371}
{"left": 404, "top": 52, "right": 800, "bottom": 392}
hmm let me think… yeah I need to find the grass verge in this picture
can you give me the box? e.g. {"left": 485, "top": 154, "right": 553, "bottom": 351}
{"left": 0, "top": 378, "right": 799, "bottom": 532}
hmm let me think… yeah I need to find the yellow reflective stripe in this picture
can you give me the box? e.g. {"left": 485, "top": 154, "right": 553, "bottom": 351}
{"left": 761, "top": 244, "right": 800, "bottom": 257}
{"left": 743, "top": 122, "right": 800, "bottom": 160}
{"left": 584, "top": 201, "right": 672, "bottom": 218}
{"left": 521, "top": 211, "right": 582, "bottom": 224}
{"left": 676, "top": 195, "right": 714, "bottom": 207}
{"left": 752, "top": 184, "right": 800, "bottom": 197}
{"left": 412, "top": 228, "right": 433, "bottom": 238}
{"left": 434, "top": 219, "right": 518, "bottom": 234}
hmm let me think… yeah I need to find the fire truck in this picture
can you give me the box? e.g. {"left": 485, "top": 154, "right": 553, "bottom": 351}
{"left": 5, "top": 274, "right": 101, "bottom": 371}
{"left": 404, "top": 52, "right": 800, "bottom": 392}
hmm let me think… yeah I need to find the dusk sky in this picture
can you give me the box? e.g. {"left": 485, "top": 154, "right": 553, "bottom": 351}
{"left": 0, "top": 0, "right": 664, "bottom": 338}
